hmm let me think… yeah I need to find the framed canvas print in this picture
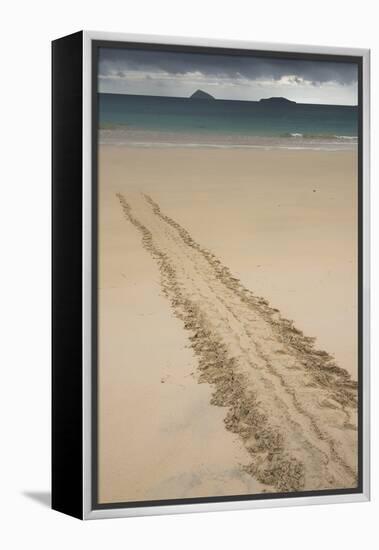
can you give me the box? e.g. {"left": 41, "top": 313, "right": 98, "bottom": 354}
{"left": 52, "top": 31, "right": 370, "bottom": 520}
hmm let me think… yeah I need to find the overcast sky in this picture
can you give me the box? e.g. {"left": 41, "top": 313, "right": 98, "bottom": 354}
{"left": 98, "top": 47, "right": 358, "bottom": 105}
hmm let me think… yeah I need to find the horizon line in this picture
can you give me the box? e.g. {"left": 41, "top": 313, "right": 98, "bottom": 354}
{"left": 98, "top": 90, "right": 358, "bottom": 108}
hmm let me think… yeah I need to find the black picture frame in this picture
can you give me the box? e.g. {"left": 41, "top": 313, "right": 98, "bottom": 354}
{"left": 52, "top": 31, "right": 370, "bottom": 520}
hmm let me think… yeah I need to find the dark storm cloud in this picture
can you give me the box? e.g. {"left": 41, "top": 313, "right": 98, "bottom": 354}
{"left": 98, "top": 47, "right": 357, "bottom": 85}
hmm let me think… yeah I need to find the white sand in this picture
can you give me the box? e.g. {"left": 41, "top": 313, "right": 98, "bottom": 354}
{"left": 98, "top": 146, "right": 358, "bottom": 503}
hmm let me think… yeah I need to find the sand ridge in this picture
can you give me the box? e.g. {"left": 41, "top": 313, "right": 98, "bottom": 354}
{"left": 116, "top": 191, "right": 358, "bottom": 493}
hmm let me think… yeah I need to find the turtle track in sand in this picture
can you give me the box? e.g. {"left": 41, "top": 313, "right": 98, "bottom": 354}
{"left": 116, "top": 191, "right": 358, "bottom": 493}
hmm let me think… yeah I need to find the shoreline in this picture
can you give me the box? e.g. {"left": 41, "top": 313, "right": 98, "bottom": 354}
{"left": 99, "top": 128, "right": 358, "bottom": 151}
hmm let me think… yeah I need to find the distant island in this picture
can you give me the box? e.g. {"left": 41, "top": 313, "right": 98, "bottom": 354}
{"left": 190, "top": 89, "right": 216, "bottom": 100}
{"left": 189, "top": 92, "right": 297, "bottom": 103}
{"left": 259, "top": 97, "right": 297, "bottom": 105}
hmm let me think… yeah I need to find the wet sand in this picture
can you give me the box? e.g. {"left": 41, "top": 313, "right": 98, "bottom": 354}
{"left": 98, "top": 146, "right": 358, "bottom": 503}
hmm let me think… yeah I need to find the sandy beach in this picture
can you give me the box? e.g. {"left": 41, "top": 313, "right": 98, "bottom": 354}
{"left": 98, "top": 145, "right": 358, "bottom": 503}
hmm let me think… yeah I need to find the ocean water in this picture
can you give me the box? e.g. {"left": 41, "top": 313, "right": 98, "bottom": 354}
{"left": 98, "top": 93, "right": 358, "bottom": 150}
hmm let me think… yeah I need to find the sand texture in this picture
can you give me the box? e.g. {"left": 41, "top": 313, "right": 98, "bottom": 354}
{"left": 115, "top": 191, "right": 357, "bottom": 492}
{"left": 98, "top": 147, "right": 358, "bottom": 502}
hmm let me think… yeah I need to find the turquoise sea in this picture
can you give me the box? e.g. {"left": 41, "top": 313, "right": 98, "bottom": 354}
{"left": 98, "top": 93, "right": 358, "bottom": 150}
